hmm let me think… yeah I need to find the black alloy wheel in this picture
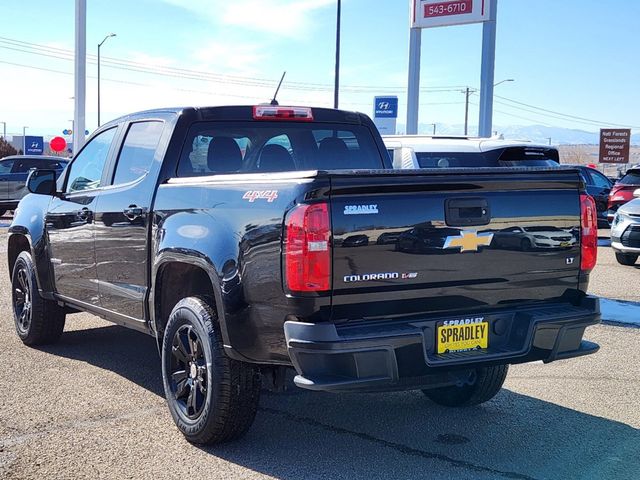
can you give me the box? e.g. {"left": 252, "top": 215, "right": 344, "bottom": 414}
{"left": 169, "top": 324, "right": 208, "bottom": 419}
{"left": 13, "top": 264, "right": 32, "bottom": 335}
{"left": 11, "top": 251, "right": 65, "bottom": 345}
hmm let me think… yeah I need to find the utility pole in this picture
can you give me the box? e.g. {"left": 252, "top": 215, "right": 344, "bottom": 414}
{"left": 74, "top": 0, "right": 87, "bottom": 153}
{"left": 333, "top": 0, "right": 341, "bottom": 109}
{"left": 0, "top": 121, "right": 6, "bottom": 139}
{"left": 547, "top": 137, "right": 552, "bottom": 145}
{"left": 464, "top": 87, "right": 471, "bottom": 136}
{"left": 98, "top": 33, "right": 116, "bottom": 127}
{"left": 430, "top": 123, "right": 436, "bottom": 135}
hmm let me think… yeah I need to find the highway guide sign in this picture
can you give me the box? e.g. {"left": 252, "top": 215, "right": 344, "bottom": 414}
{"left": 411, "top": 0, "right": 493, "bottom": 28}
{"left": 373, "top": 96, "right": 398, "bottom": 135}
{"left": 599, "top": 129, "right": 631, "bottom": 164}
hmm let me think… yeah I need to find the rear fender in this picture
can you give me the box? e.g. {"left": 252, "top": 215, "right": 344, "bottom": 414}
{"left": 151, "top": 211, "right": 251, "bottom": 361}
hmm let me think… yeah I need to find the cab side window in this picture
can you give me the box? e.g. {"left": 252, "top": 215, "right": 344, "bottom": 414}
{"left": 66, "top": 128, "right": 116, "bottom": 193}
{"left": 0, "top": 159, "right": 15, "bottom": 174}
{"left": 112, "top": 121, "right": 164, "bottom": 185}
{"left": 589, "top": 170, "right": 612, "bottom": 189}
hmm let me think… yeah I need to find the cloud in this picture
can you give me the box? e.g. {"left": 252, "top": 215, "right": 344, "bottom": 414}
{"left": 161, "top": 0, "right": 336, "bottom": 37}
{"left": 190, "top": 41, "right": 266, "bottom": 77}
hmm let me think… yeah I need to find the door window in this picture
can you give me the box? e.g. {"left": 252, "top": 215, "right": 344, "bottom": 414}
{"left": 588, "top": 170, "right": 612, "bottom": 189}
{"left": 11, "top": 159, "right": 40, "bottom": 173}
{"left": 0, "top": 159, "right": 14, "bottom": 173}
{"left": 65, "top": 128, "right": 117, "bottom": 193}
{"left": 112, "top": 121, "right": 164, "bottom": 185}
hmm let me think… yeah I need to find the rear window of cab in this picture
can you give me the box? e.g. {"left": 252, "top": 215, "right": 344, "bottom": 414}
{"left": 176, "top": 122, "right": 385, "bottom": 177}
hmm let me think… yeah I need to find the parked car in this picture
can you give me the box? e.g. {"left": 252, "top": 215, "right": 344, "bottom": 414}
{"left": 564, "top": 165, "right": 613, "bottom": 228}
{"left": 608, "top": 166, "right": 640, "bottom": 220}
{"left": 0, "top": 155, "right": 68, "bottom": 216}
{"left": 493, "top": 226, "right": 577, "bottom": 251}
{"left": 382, "top": 135, "right": 560, "bottom": 169}
{"left": 610, "top": 188, "right": 640, "bottom": 266}
{"left": 9, "top": 105, "right": 600, "bottom": 445}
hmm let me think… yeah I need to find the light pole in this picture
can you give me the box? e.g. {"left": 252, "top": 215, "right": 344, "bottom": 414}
{"left": 98, "top": 33, "right": 116, "bottom": 127}
{"left": 0, "top": 121, "right": 6, "bottom": 139}
{"left": 466, "top": 79, "right": 514, "bottom": 136}
{"left": 430, "top": 123, "right": 436, "bottom": 135}
{"left": 22, "top": 126, "right": 28, "bottom": 154}
{"left": 494, "top": 78, "right": 514, "bottom": 88}
{"left": 333, "top": 0, "right": 341, "bottom": 109}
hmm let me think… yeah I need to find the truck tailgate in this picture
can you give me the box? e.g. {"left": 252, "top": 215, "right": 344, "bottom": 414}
{"left": 329, "top": 168, "right": 583, "bottom": 321}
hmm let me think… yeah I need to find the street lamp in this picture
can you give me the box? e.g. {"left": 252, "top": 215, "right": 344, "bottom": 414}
{"left": 22, "top": 126, "right": 28, "bottom": 154}
{"left": 493, "top": 78, "right": 514, "bottom": 87}
{"left": 97, "top": 33, "right": 116, "bottom": 127}
{"left": 463, "top": 79, "right": 514, "bottom": 135}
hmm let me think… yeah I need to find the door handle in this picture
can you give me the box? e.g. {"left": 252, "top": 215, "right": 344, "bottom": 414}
{"left": 445, "top": 197, "right": 491, "bottom": 227}
{"left": 123, "top": 205, "right": 145, "bottom": 221}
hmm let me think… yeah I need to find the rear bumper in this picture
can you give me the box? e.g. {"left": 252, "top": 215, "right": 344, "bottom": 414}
{"left": 284, "top": 296, "right": 600, "bottom": 392}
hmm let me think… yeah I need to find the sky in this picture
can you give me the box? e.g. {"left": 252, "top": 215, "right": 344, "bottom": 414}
{"left": 0, "top": 0, "right": 639, "bottom": 139}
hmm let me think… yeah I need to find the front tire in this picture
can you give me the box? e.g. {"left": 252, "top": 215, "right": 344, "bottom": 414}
{"left": 615, "top": 252, "right": 638, "bottom": 266}
{"left": 422, "top": 365, "right": 508, "bottom": 407}
{"left": 161, "top": 296, "right": 261, "bottom": 444}
{"left": 11, "top": 251, "right": 66, "bottom": 345}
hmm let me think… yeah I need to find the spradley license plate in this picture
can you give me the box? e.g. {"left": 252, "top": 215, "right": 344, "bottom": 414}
{"left": 437, "top": 321, "right": 489, "bottom": 354}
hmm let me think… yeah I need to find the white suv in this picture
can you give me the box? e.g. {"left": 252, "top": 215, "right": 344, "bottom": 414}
{"left": 382, "top": 135, "right": 559, "bottom": 169}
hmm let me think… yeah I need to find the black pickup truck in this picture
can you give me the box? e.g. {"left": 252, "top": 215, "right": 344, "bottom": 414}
{"left": 8, "top": 105, "right": 600, "bottom": 444}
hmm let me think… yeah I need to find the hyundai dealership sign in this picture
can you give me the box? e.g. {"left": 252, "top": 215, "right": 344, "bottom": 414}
{"left": 25, "top": 136, "right": 44, "bottom": 155}
{"left": 373, "top": 96, "right": 398, "bottom": 134}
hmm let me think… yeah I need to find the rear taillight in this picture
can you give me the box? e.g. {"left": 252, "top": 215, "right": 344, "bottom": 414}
{"left": 580, "top": 193, "right": 597, "bottom": 272}
{"left": 284, "top": 202, "right": 331, "bottom": 292}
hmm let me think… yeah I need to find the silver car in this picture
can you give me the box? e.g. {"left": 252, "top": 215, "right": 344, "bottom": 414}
{"left": 0, "top": 155, "right": 69, "bottom": 217}
{"left": 610, "top": 188, "right": 640, "bottom": 266}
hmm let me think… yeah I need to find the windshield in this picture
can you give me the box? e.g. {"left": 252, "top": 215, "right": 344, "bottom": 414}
{"left": 177, "top": 122, "right": 384, "bottom": 176}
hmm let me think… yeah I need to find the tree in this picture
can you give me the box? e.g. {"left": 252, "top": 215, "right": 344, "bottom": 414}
{"left": 0, "top": 137, "right": 18, "bottom": 159}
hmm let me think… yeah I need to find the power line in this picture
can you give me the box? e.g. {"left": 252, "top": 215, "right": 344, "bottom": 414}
{"left": 494, "top": 94, "right": 640, "bottom": 129}
{"left": 0, "top": 36, "right": 467, "bottom": 94}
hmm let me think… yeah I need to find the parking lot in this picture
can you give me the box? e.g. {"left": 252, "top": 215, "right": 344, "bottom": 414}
{"left": 0, "top": 223, "right": 638, "bottom": 480}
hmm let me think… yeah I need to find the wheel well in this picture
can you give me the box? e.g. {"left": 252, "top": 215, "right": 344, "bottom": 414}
{"left": 154, "top": 262, "right": 216, "bottom": 339}
{"left": 8, "top": 235, "right": 30, "bottom": 277}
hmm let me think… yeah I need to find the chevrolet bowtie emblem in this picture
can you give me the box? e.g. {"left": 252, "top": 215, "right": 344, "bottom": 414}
{"left": 443, "top": 231, "right": 493, "bottom": 252}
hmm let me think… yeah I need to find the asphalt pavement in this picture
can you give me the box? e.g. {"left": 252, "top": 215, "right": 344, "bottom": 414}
{"left": 0, "top": 224, "right": 639, "bottom": 480}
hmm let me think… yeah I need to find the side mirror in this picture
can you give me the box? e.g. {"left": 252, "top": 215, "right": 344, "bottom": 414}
{"left": 633, "top": 188, "right": 640, "bottom": 199}
{"left": 27, "top": 169, "right": 57, "bottom": 196}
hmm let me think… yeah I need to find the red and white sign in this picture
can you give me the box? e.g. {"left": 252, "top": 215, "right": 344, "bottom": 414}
{"left": 411, "top": 0, "right": 493, "bottom": 28}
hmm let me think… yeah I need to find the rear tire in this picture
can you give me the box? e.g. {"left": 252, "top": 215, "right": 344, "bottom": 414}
{"left": 161, "top": 296, "right": 261, "bottom": 444}
{"left": 11, "top": 251, "right": 66, "bottom": 345}
{"left": 422, "top": 365, "right": 508, "bottom": 407}
{"left": 615, "top": 252, "right": 638, "bottom": 266}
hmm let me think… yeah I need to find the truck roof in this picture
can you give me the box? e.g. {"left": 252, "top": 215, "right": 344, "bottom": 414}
{"left": 104, "top": 105, "right": 367, "bottom": 127}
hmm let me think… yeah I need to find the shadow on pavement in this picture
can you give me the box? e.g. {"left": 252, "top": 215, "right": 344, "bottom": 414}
{"left": 40, "top": 324, "right": 640, "bottom": 480}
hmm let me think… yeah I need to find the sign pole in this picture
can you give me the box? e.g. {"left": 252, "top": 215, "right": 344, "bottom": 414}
{"left": 74, "top": 0, "right": 87, "bottom": 154}
{"left": 478, "top": 0, "right": 498, "bottom": 137}
{"left": 406, "top": 28, "right": 421, "bottom": 135}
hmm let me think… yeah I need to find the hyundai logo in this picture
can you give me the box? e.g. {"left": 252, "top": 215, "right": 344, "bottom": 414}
{"left": 378, "top": 102, "right": 391, "bottom": 110}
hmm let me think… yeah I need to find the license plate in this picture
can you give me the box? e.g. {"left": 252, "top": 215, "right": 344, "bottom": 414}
{"left": 437, "top": 321, "right": 489, "bottom": 354}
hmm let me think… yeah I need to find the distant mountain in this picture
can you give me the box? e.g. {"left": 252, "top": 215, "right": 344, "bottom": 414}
{"left": 394, "top": 123, "right": 640, "bottom": 145}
